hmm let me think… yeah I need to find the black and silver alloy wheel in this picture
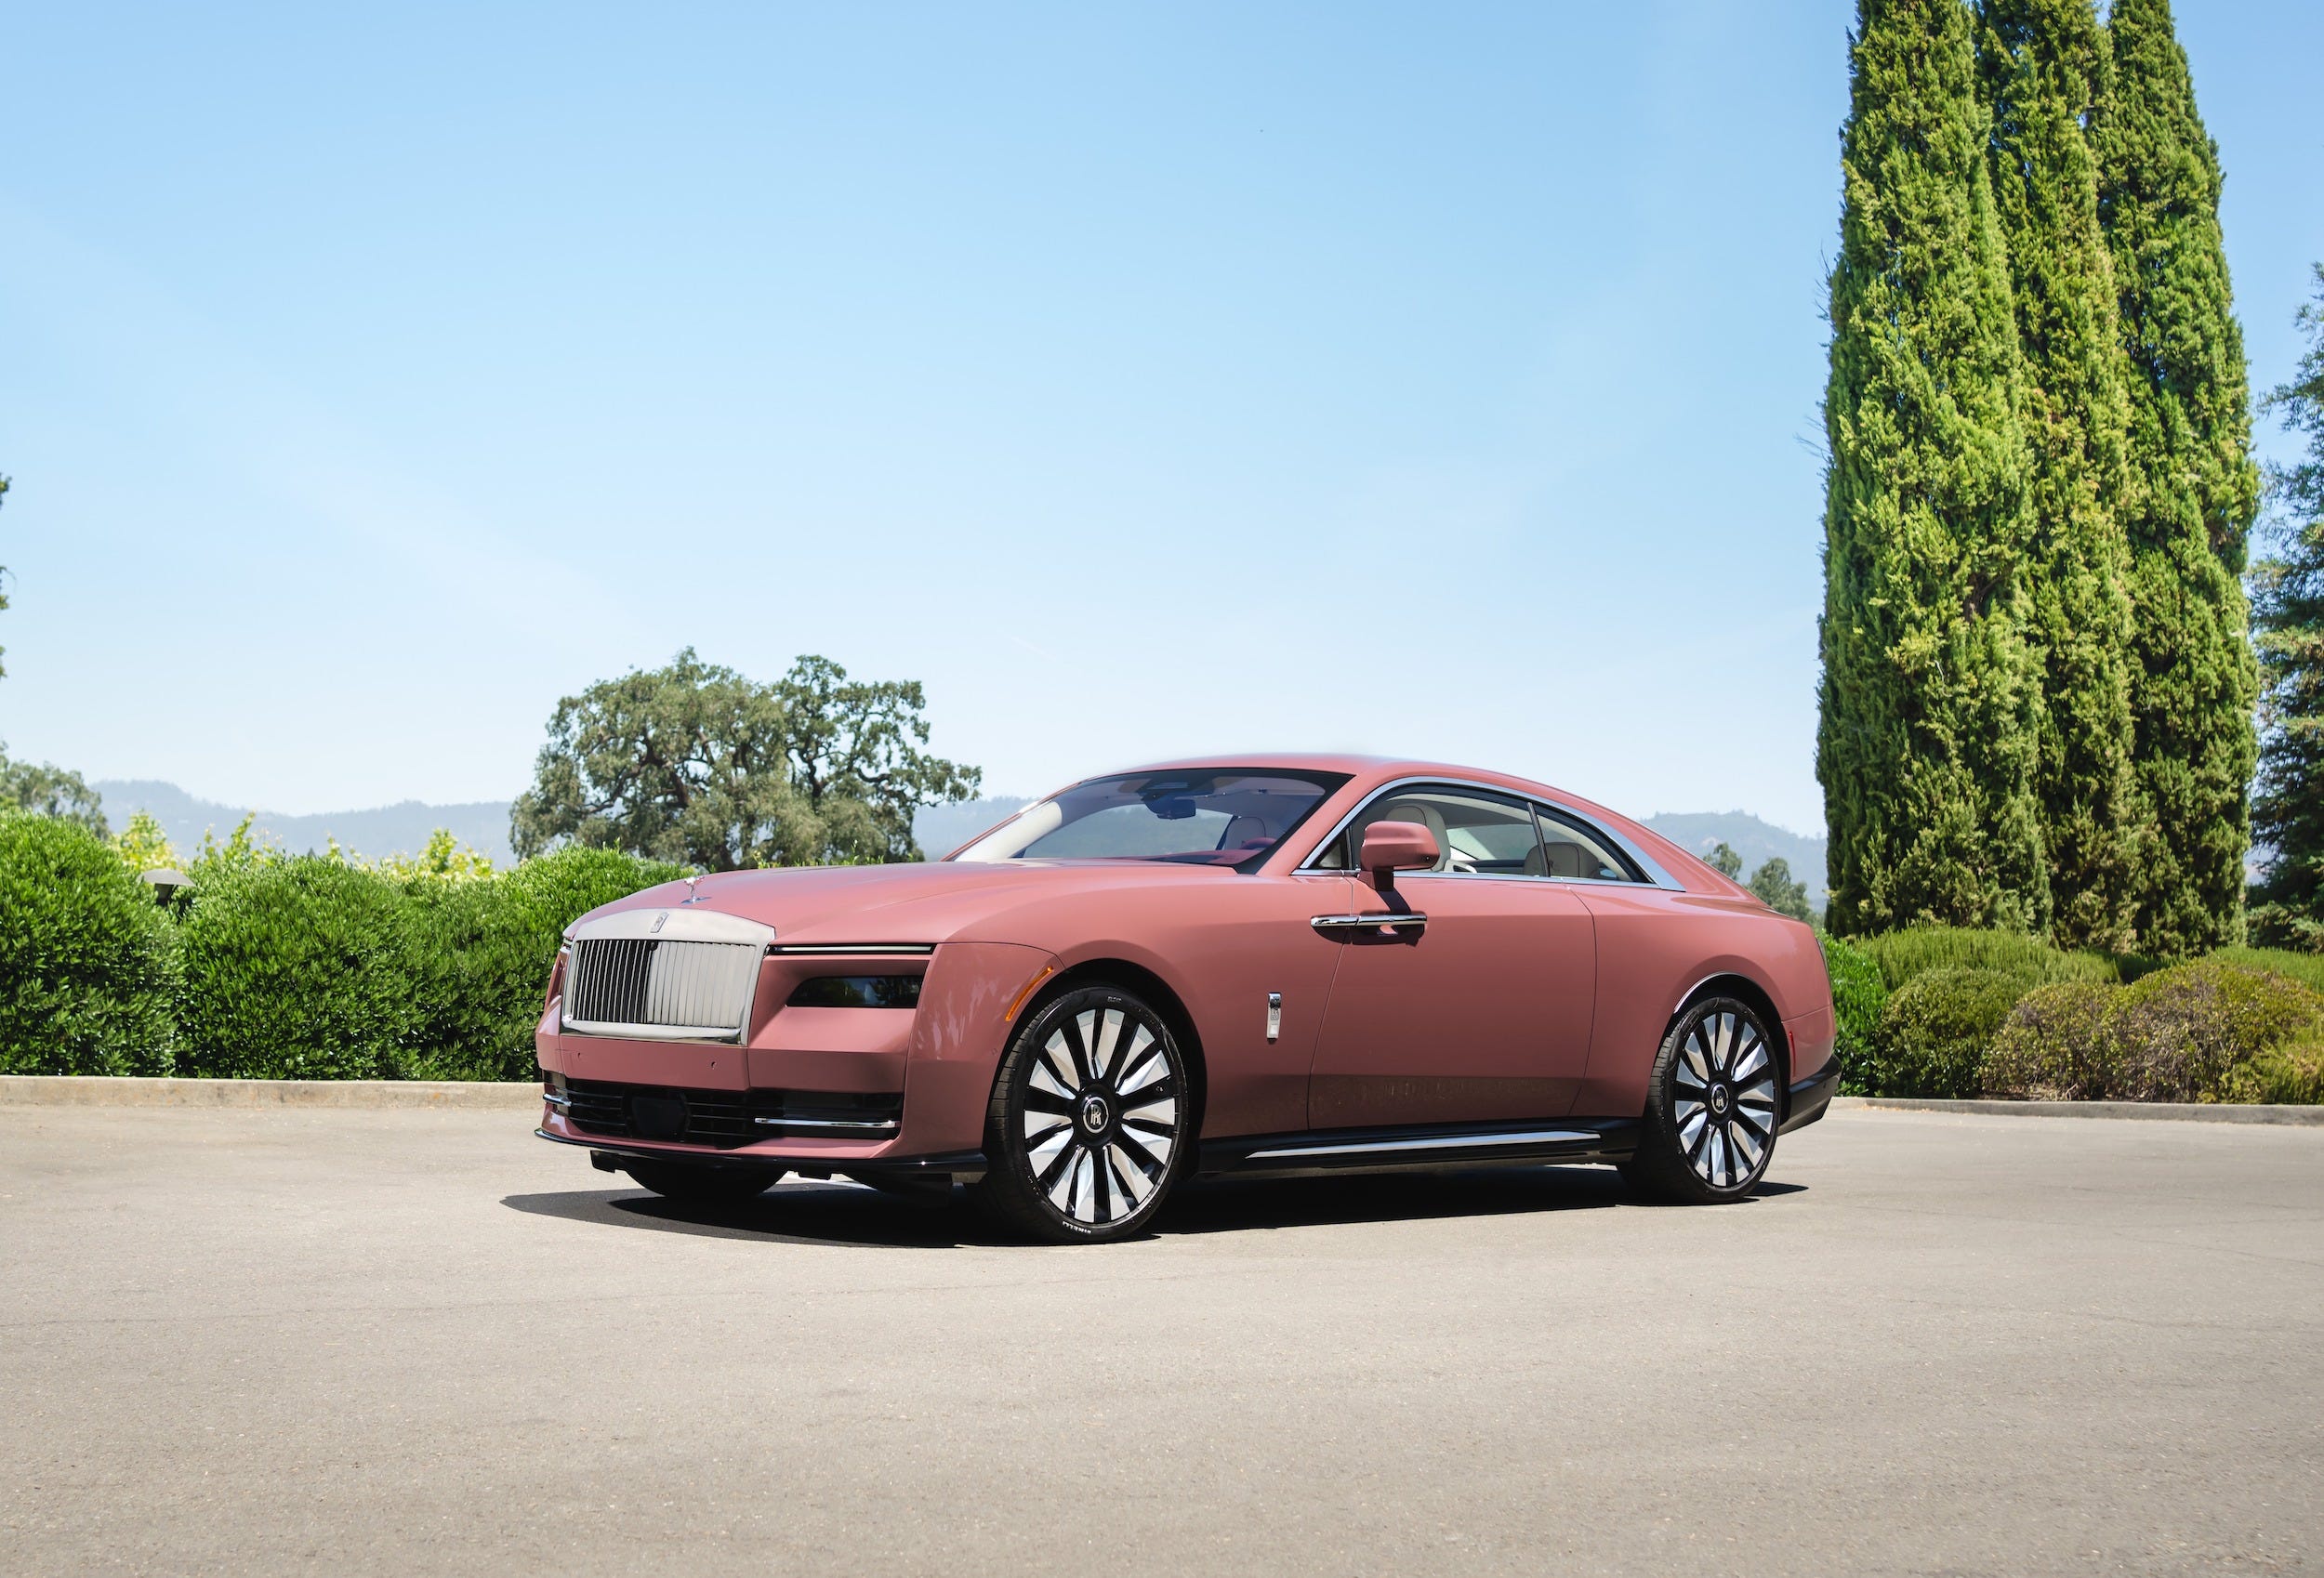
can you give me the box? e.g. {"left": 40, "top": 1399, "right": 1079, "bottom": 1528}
{"left": 1673, "top": 1006, "right": 1778, "bottom": 1188}
{"left": 1626, "top": 995, "right": 1780, "bottom": 1203}
{"left": 978, "top": 986, "right": 1188, "bottom": 1243}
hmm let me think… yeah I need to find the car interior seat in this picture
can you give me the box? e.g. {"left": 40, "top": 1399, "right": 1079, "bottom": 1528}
{"left": 1220, "top": 813, "right": 1271, "bottom": 850}
{"left": 1538, "top": 835, "right": 1587, "bottom": 878}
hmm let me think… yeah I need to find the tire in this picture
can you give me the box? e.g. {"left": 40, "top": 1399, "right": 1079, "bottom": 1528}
{"left": 973, "top": 984, "right": 1191, "bottom": 1243}
{"left": 1624, "top": 995, "right": 1781, "bottom": 1203}
{"left": 621, "top": 1162, "right": 782, "bottom": 1206}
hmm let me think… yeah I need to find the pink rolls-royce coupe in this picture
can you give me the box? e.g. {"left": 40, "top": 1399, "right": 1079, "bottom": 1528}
{"left": 534, "top": 756, "right": 1840, "bottom": 1242}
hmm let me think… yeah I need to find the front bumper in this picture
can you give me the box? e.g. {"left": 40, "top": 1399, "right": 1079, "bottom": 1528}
{"left": 535, "top": 938, "right": 1051, "bottom": 1166}
{"left": 535, "top": 1124, "right": 987, "bottom": 1182}
{"left": 1780, "top": 1059, "right": 1841, "bottom": 1134}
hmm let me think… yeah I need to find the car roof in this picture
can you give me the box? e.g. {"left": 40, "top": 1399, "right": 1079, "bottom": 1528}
{"left": 1084, "top": 755, "right": 1746, "bottom": 897}
{"left": 1096, "top": 754, "right": 1567, "bottom": 804}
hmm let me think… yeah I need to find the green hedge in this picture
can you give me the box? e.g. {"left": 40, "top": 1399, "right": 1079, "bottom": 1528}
{"left": 1857, "top": 926, "right": 2119, "bottom": 993}
{"left": 2209, "top": 947, "right": 2324, "bottom": 997}
{"left": 1987, "top": 962, "right": 2324, "bottom": 1102}
{"left": 406, "top": 848, "right": 685, "bottom": 1080}
{"left": 1820, "top": 933, "right": 1888, "bottom": 1095}
{"left": 1863, "top": 967, "right": 2028, "bottom": 1098}
{"left": 177, "top": 857, "right": 426, "bottom": 1078}
{"left": 0, "top": 813, "right": 178, "bottom": 1074}
{"left": 177, "top": 845, "right": 683, "bottom": 1080}
{"left": 2221, "top": 1038, "right": 2324, "bottom": 1105}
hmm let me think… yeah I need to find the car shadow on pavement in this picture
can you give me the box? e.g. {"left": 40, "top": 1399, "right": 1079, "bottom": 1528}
{"left": 502, "top": 1167, "right": 1806, "bottom": 1248}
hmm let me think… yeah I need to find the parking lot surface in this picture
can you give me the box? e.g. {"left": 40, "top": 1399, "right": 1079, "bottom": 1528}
{"left": 2, "top": 1103, "right": 2318, "bottom": 1576}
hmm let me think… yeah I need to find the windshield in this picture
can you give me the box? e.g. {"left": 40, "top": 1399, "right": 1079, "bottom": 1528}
{"left": 950, "top": 770, "right": 1347, "bottom": 867}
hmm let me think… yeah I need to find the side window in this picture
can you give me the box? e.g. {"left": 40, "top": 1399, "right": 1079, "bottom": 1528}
{"left": 1533, "top": 806, "right": 1642, "bottom": 883}
{"left": 1316, "top": 786, "right": 1544, "bottom": 875}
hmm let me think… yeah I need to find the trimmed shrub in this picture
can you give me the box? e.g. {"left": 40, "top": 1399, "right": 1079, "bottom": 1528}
{"left": 2221, "top": 1036, "right": 2324, "bottom": 1105}
{"left": 403, "top": 878, "right": 537, "bottom": 1082}
{"left": 404, "top": 847, "right": 685, "bottom": 1080}
{"left": 1986, "top": 962, "right": 2324, "bottom": 1102}
{"left": 1984, "top": 980, "right": 2119, "bottom": 1099}
{"left": 1863, "top": 967, "right": 2027, "bottom": 1098}
{"left": 1858, "top": 926, "right": 2118, "bottom": 993}
{"left": 0, "top": 812, "right": 178, "bottom": 1074}
{"left": 2109, "top": 962, "right": 2324, "bottom": 1102}
{"left": 1820, "top": 933, "right": 1888, "bottom": 1096}
{"left": 507, "top": 846, "right": 689, "bottom": 933}
{"left": 177, "top": 856, "right": 423, "bottom": 1078}
{"left": 2210, "top": 947, "right": 2324, "bottom": 998}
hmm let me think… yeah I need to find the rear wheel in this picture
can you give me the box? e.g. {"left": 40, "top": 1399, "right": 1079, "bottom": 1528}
{"left": 1624, "top": 996, "right": 1780, "bottom": 1203}
{"left": 974, "top": 985, "right": 1190, "bottom": 1243}
{"left": 620, "top": 1162, "right": 782, "bottom": 1206}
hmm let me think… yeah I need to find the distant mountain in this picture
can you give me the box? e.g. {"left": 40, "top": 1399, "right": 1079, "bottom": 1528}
{"left": 1641, "top": 810, "right": 1826, "bottom": 907}
{"left": 90, "top": 780, "right": 1816, "bottom": 901}
{"left": 89, "top": 782, "right": 1034, "bottom": 871}
{"left": 93, "top": 781, "right": 520, "bottom": 868}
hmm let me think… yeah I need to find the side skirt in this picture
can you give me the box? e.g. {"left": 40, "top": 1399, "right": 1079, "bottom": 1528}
{"left": 1196, "top": 1119, "right": 1641, "bottom": 1180}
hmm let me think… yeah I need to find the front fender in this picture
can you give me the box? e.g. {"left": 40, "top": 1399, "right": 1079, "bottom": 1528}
{"left": 901, "top": 940, "right": 1057, "bottom": 1155}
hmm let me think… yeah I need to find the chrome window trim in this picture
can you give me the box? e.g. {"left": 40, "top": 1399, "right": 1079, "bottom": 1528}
{"left": 1293, "top": 775, "right": 1686, "bottom": 891}
{"left": 1539, "top": 803, "right": 1684, "bottom": 890}
{"left": 1384, "top": 869, "right": 1652, "bottom": 889}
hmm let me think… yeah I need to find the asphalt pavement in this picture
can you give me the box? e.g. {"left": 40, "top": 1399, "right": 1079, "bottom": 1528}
{"left": 2, "top": 1103, "right": 2318, "bottom": 1576}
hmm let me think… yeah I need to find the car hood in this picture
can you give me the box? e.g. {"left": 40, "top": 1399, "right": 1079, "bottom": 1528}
{"left": 574, "top": 859, "right": 1241, "bottom": 947}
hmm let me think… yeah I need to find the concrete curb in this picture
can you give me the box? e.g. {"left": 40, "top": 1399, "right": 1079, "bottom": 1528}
{"left": 0, "top": 1076, "right": 542, "bottom": 1111}
{"left": 1834, "top": 1096, "right": 2324, "bottom": 1125}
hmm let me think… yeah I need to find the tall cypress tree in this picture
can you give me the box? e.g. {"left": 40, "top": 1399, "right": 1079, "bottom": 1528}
{"left": 1978, "top": 0, "right": 2142, "bottom": 952}
{"left": 2250, "top": 268, "right": 2324, "bottom": 952}
{"left": 2090, "top": 0, "right": 2259, "bottom": 955}
{"left": 1819, "top": 0, "right": 2050, "bottom": 938}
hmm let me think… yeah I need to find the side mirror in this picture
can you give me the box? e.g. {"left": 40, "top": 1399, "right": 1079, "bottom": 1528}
{"left": 1359, "top": 821, "right": 1439, "bottom": 884}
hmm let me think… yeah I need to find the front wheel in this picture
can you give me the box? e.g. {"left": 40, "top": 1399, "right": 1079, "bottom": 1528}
{"left": 1624, "top": 997, "right": 1780, "bottom": 1203}
{"left": 974, "top": 985, "right": 1191, "bottom": 1243}
{"left": 621, "top": 1162, "right": 782, "bottom": 1206}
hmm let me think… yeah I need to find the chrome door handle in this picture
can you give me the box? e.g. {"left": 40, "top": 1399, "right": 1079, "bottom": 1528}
{"left": 1310, "top": 913, "right": 1428, "bottom": 934}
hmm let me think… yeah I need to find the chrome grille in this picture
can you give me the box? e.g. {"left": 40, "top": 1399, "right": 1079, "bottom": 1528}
{"left": 564, "top": 938, "right": 761, "bottom": 1040}
{"left": 559, "top": 905, "right": 775, "bottom": 1042}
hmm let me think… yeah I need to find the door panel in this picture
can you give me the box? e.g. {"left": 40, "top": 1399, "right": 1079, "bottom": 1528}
{"left": 1307, "top": 874, "right": 1597, "bottom": 1128}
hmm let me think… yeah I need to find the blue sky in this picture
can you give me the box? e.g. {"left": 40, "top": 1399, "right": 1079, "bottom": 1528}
{"left": 3, "top": 2, "right": 2318, "bottom": 834}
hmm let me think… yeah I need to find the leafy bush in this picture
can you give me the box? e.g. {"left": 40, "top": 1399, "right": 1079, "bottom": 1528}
{"left": 506, "top": 846, "right": 689, "bottom": 933}
{"left": 404, "top": 847, "right": 684, "bottom": 1080}
{"left": 1861, "top": 967, "right": 2027, "bottom": 1098}
{"left": 1983, "top": 980, "right": 2119, "bottom": 1098}
{"left": 1857, "top": 926, "right": 2118, "bottom": 993}
{"left": 1986, "top": 962, "right": 2324, "bottom": 1102}
{"left": 2220, "top": 1036, "right": 2324, "bottom": 1105}
{"left": 2209, "top": 947, "right": 2324, "bottom": 997}
{"left": 0, "top": 812, "right": 178, "bottom": 1074}
{"left": 1820, "top": 933, "right": 1888, "bottom": 1095}
{"left": 176, "top": 857, "right": 424, "bottom": 1078}
{"left": 2109, "top": 963, "right": 2324, "bottom": 1102}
